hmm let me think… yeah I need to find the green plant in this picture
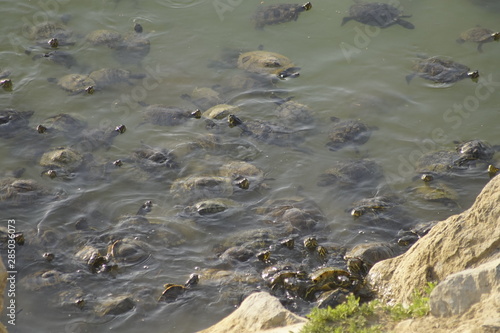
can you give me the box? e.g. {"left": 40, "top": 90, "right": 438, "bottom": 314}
{"left": 300, "top": 282, "right": 437, "bottom": 333}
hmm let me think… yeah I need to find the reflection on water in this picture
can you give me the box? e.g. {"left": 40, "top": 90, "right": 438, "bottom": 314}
{"left": 1, "top": 0, "right": 499, "bottom": 332}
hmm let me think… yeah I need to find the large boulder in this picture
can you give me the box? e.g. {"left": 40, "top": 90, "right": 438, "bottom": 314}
{"left": 367, "top": 175, "right": 500, "bottom": 305}
{"left": 196, "top": 292, "right": 307, "bottom": 333}
{"left": 368, "top": 175, "right": 500, "bottom": 332}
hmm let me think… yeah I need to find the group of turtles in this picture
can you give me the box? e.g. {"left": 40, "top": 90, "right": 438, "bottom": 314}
{"left": 2, "top": 0, "right": 500, "bottom": 327}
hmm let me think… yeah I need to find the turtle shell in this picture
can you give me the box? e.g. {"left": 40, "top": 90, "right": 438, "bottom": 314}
{"left": 326, "top": 119, "right": 371, "bottom": 151}
{"left": 53, "top": 74, "right": 95, "bottom": 94}
{"left": 143, "top": 104, "right": 201, "bottom": 126}
{"left": 86, "top": 29, "right": 123, "bottom": 47}
{"left": 457, "top": 27, "right": 500, "bottom": 52}
{"left": 406, "top": 56, "right": 479, "bottom": 84}
{"left": 317, "top": 158, "right": 383, "bottom": 188}
{"left": 342, "top": 2, "right": 414, "bottom": 29}
{"left": 237, "top": 51, "right": 298, "bottom": 77}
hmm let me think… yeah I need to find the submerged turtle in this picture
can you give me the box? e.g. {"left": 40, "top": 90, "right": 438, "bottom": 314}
{"left": 406, "top": 55, "right": 479, "bottom": 84}
{"left": 142, "top": 104, "right": 201, "bottom": 126}
{"left": 456, "top": 27, "right": 500, "bottom": 52}
{"left": 48, "top": 74, "right": 95, "bottom": 95}
{"left": 305, "top": 267, "right": 352, "bottom": 300}
{"left": 408, "top": 181, "right": 459, "bottom": 206}
{"left": 228, "top": 114, "right": 305, "bottom": 147}
{"left": 415, "top": 150, "right": 468, "bottom": 180}
{"left": 111, "top": 23, "right": 150, "bottom": 64}
{"left": 86, "top": 29, "right": 123, "bottom": 48}
{"left": 89, "top": 68, "right": 146, "bottom": 89}
{"left": 275, "top": 100, "right": 314, "bottom": 125}
{"left": 31, "top": 50, "right": 77, "bottom": 68}
{"left": 253, "top": 2, "right": 312, "bottom": 29}
{"left": 341, "top": 2, "right": 415, "bottom": 29}
{"left": 39, "top": 146, "right": 85, "bottom": 179}
{"left": 170, "top": 176, "right": 235, "bottom": 202}
{"left": 25, "top": 21, "right": 74, "bottom": 47}
{"left": 237, "top": 50, "right": 300, "bottom": 79}
{"left": 74, "top": 125, "right": 126, "bottom": 152}
{"left": 130, "top": 145, "right": 179, "bottom": 173}
{"left": 348, "top": 195, "right": 401, "bottom": 217}
{"left": 39, "top": 113, "right": 87, "bottom": 137}
{"left": 0, "top": 109, "right": 34, "bottom": 138}
{"left": 203, "top": 104, "right": 241, "bottom": 120}
{"left": 455, "top": 139, "right": 495, "bottom": 163}
{"left": 317, "top": 158, "right": 383, "bottom": 188}
{"left": 344, "top": 242, "right": 400, "bottom": 278}
{"left": 181, "top": 87, "right": 225, "bottom": 111}
{"left": 0, "top": 178, "right": 58, "bottom": 207}
{"left": 326, "top": 118, "right": 371, "bottom": 151}
{"left": 158, "top": 273, "right": 199, "bottom": 302}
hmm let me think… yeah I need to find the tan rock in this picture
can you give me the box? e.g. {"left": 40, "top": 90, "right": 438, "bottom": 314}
{"left": 368, "top": 175, "right": 500, "bottom": 305}
{"left": 196, "top": 292, "right": 307, "bottom": 333}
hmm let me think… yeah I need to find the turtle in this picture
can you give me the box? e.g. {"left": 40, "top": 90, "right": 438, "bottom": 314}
{"left": 95, "top": 295, "right": 135, "bottom": 316}
{"left": 406, "top": 55, "right": 479, "bottom": 84}
{"left": 73, "top": 124, "right": 126, "bottom": 152}
{"left": 341, "top": 2, "right": 415, "bottom": 29}
{"left": 275, "top": 100, "right": 314, "bottom": 126}
{"left": 31, "top": 50, "right": 77, "bottom": 68}
{"left": 456, "top": 27, "right": 500, "bottom": 52}
{"left": 262, "top": 263, "right": 309, "bottom": 298}
{"left": 88, "top": 68, "right": 146, "bottom": 89}
{"left": 407, "top": 181, "right": 460, "bottom": 206}
{"left": 455, "top": 139, "right": 495, "bottom": 164}
{"left": 348, "top": 195, "right": 401, "bottom": 217}
{"left": 75, "top": 245, "right": 114, "bottom": 274}
{"left": 203, "top": 104, "right": 241, "bottom": 120}
{"left": 0, "top": 178, "right": 60, "bottom": 207}
{"left": 237, "top": 50, "right": 300, "bottom": 79}
{"left": 129, "top": 145, "right": 179, "bottom": 174}
{"left": 185, "top": 198, "right": 242, "bottom": 216}
{"left": 253, "top": 2, "right": 312, "bottom": 29}
{"left": 38, "top": 113, "right": 88, "bottom": 137}
{"left": 56, "top": 287, "right": 86, "bottom": 309}
{"left": 111, "top": 23, "right": 151, "bottom": 64}
{"left": 141, "top": 104, "right": 202, "bottom": 126}
{"left": 181, "top": 87, "right": 225, "bottom": 111}
{"left": 158, "top": 273, "right": 199, "bottom": 302}
{"left": 218, "top": 161, "right": 266, "bottom": 191}
{"left": 305, "top": 267, "right": 352, "bottom": 300}
{"left": 0, "top": 78, "right": 12, "bottom": 91}
{"left": 20, "top": 269, "right": 76, "bottom": 292}
{"left": 415, "top": 150, "right": 468, "bottom": 180}
{"left": 25, "top": 21, "right": 75, "bottom": 47}
{"left": 344, "top": 242, "right": 400, "bottom": 278}
{"left": 107, "top": 238, "right": 151, "bottom": 265}
{"left": 86, "top": 29, "right": 123, "bottom": 48}
{"left": 317, "top": 158, "right": 384, "bottom": 188}
{"left": 170, "top": 176, "right": 235, "bottom": 202}
{"left": 39, "top": 146, "right": 84, "bottom": 177}
{"left": 325, "top": 118, "right": 372, "bottom": 151}
{"left": 396, "top": 220, "right": 438, "bottom": 246}
{"left": 0, "top": 109, "right": 35, "bottom": 138}
{"left": 315, "top": 288, "right": 352, "bottom": 309}
{"left": 48, "top": 74, "right": 95, "bottom": 95}
{"left": 228, "top": 114, "right": 306, "bottom": 147}
{"left": 488, "top": 164, "right": 499, "bottom": 178}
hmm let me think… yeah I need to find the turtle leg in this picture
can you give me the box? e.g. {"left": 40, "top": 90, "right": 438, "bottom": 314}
{"left": 341, "top": 16, "right": 353, "bottom": 26}
{"left": 477, "top": 43, "right": 484, "bottom": 53}
{"left": 397, "top": 19, "right": 414, "bottom": 29}
{"left": 405, "top": 73, "right": 417, "bottom": 84}
{"left": 456, "top": 38, "right": 465, "bottom": 44}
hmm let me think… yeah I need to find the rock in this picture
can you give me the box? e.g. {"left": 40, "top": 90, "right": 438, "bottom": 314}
{"left": 429, "top": 258, "right": 500, "bottom": 317}
{"left": 0, "top": 259, "right": 7, "bottom": 333}
{"left": 367, "top": 175, "right": 500, "bottom": 333}
{"left": 95, "top": 295, "right": 135, "bottom": 316}
{"left": 196, "top": 292, "right": 307, "bottom": 333}
{"left": 367, "top": 175, "right": 500, "bottom": 305}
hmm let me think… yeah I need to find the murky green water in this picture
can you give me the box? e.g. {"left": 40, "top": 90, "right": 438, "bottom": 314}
{"left": 1, "top": 0, "right": 499, "bottom": 332}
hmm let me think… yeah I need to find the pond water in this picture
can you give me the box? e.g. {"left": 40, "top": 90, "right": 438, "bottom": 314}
{"left": 1, "top": 0, "right": 499, "bottom": 332}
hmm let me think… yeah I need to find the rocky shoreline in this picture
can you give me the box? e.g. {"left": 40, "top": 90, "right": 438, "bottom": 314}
{"left": 197, "top": 174, "right": 500, "bottom": 333}
{"left": 1, "top": 176, "right": 498, "bottom": 333}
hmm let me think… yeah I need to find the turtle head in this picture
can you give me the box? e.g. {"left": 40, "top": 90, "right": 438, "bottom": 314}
{"left": 492, "top": 32, "right": 500, "bottom": 42}
{"left": 467, "top": 70, "right": 480, "bottom": 82}
{"left": 301, "top": 2, "right": 312, "bottom": 11}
